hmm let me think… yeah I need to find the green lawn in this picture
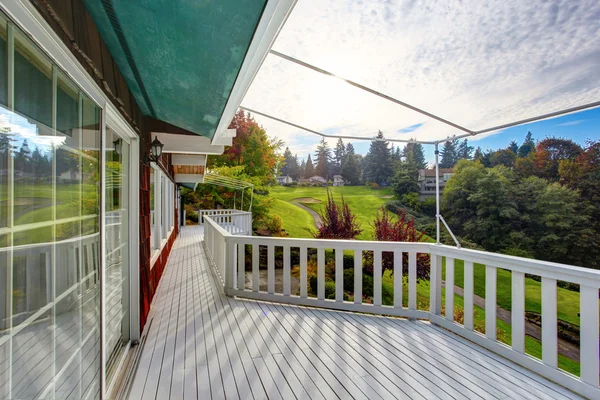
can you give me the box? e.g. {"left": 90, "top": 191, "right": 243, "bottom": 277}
{"left": 269, "top": 199, "right": 315, "bottom": 238}
{"left": 379, "top": 271, "right": 580, "bottom": 376}
{"left": 269, "top": 185, "right": 395, "bottom": 240}
{"left": 442, "top": 259, "right": 581, "bottom": 327}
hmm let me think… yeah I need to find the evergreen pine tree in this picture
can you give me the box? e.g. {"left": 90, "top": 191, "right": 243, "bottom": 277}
{"left": 439, "top": 139, "right": 458, "bottom": 168}
{"left": 364, "top": 131, "right": 393, "bottom": 185}
{"left": 457, "top": 139, "right": 474, "bottom": 161}
{"left": 305, "top": 154, "right": 315, "bottom": 178}
{"left": 314, "top": 138, "right": 333, "bottom": 179}
{"left": 403, "top": 142, "right": 426, "bottom": 169}
{"left": 341, "top": 143, "right": 361, "bottom": 185}
{"left": 518, "top": 131, "right": 535, "bottom": 157}
{"left": 508, "top": 140, "right": 519, "bottom": 153}
{"left": 334, "top": 138, "right": 345, "bottom": 176}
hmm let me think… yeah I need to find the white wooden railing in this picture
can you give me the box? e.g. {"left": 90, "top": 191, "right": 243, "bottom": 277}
{"left": 202, "top": 215, "right": 600, "bottom": 398}
{"left": 199, "top": 209, "right": 252, "bottom": 235}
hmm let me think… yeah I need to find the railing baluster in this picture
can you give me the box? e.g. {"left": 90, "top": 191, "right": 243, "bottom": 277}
{"left": 541, "top": 277, "right": 557, "bottom": 367}
{"left": 409, "top": 251, "right": 417, "bottom": 310}
{"left": 354, "top": 249, "right": 362, "bottom": 304}
{"left": 268, "top": 245, "right": 275, "bottom": 294}
{"left": 394, "top": 251, "right": 402, "bottom": 308}
{"left": 237, "top": 243, "right": 245, "bottom": 291}
{"left": 446, "top": 257, "right": 454, "bottom": 321}
{"left": 511, "top": 271, "right": 525, "bottom": 353}
{"left": 580, "top": 285, "right": 599, "bottom": 386}
{"left": 300, "top": 247, "right": 307, "bottom": 298}
{"left": 252, "top": 244, "right": 259, "bottom": 292}
{"left": 317, "top": 248, "right": 325, "bottom": 300}
{"left": 374, "top": 250, "right": 382, "bottom": 306}
{"left": 283, "top": 246, "right": 291, "bottom": 296}
{"left": 463, "top": 260, "right": 474, "bottom": 330}
{"left": 485, "top": 265, "right": 497, "bottom": 341}
{"left": 335, "top": 248, "right": 344, "bottom": 302}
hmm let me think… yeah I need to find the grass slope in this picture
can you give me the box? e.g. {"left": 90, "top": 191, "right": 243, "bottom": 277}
{"left": 269, "top": 186, "right": 394, "bottom": 240}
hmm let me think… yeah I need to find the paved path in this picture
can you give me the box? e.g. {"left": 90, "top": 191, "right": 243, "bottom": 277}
{"left": 444, "top": 282, "right": 580, "bottom": 362}
{"left": 291, "top": 201, "right": 322, "bottom": 228}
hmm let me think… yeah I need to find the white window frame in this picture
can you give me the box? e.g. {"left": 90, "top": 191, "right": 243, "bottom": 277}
{"left": 150, "top": 166, "right": 176, "bottom": 267}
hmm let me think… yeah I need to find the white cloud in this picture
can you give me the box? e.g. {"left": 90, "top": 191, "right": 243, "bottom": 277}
{"left": 242, "top": 0, "right": 600, "bottom": 154}
{"left": 556, "top": 119, "right": 586, "bottom": 126}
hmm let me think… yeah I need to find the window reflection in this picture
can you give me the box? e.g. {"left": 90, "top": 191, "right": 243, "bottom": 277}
{"left": 0, "top": 15, "right": 101, "bottom": 400}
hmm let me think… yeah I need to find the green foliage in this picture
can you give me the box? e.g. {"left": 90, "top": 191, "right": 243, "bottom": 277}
{"left": 518, "top": 131, "right": 535, "bottom": 157}
{"left": 314, "top": 138, "right": 333, "bottom": 179}
{"left": 363, "top": 131, "right": 393, "bottom": 185}
{"left": 267, "top": 214, "right": 284, "bottom": 234}
{"left": 440, "top": 139, "right": 458, "bottom": 168}
{"left": 341, "top": 143, "right": 362, "bottom": 185}
{"left": 304, "top": 154, "right": 315, "bottom": 177}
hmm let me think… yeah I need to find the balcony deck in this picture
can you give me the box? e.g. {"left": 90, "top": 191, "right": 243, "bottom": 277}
{"left": 127, "top": 226, "right": 581, "bottom": 400}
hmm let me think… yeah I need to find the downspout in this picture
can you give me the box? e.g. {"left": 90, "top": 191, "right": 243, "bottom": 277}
{"left": 435, "top": 143, "right": 440, "bottom": 245}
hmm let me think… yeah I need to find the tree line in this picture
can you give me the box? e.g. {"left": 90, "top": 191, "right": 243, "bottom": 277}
{"left": 443, "top": 134, "right": 600, "bottom": 269}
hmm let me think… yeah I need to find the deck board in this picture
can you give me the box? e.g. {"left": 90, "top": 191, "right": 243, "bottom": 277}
{"left": 128, "top": 226, "right": 583, "bottom": 400}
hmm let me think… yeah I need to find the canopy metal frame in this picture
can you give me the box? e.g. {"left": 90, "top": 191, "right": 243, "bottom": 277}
{"left": 203, "top": 172, "right": 255, "bottom": 212}
{"left": 240, "top": 50, "right": 600, "bottom": 246}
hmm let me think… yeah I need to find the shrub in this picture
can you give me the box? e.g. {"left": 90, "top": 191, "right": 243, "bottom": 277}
{"left": 314, "top": 191, "right": 362, "bottom": 239}
{"left": 367, "top": 208, "right": 430, "bottom": 280}
{"left": 368, "top": 182, "right": 379, "bottom": 188}
{"left": 267, "top": 215, "right": 284, "bottom": 234}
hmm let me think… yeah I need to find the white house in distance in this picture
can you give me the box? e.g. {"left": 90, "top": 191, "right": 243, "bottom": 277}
{"left": 276, "top": 175, "right": 294, "bottom": 185}
{"left": 333, "top": 175, "right": 344, "bottom": 186}
{"left": 418, "top": 168, "right": 454, "bottom": 199}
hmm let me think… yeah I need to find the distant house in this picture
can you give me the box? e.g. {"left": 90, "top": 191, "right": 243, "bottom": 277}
{"left": 333, "top": 175, "right": 344, "bottom": 186}
{"left": 308, "top": 175, "right": 327, "bottom": 186}
{"left": 417, "top": 168, "right": 454, "bottom": 199}
{"left": 276, "top": 175, "right": 294, "bottom": 185}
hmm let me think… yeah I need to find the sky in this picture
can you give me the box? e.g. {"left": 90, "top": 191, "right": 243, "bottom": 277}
{"left": 240, "top": 0, "right": 600, "bottom": 165}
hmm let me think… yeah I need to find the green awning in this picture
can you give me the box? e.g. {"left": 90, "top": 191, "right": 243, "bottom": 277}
{"left": 83, "top": 0, "right": 267, "bottom": 138}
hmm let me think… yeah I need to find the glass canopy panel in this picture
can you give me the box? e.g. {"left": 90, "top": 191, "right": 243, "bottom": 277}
{"left": 243, "top": 55, "right": 463, "bottom": 143}
{"left": 257, "top": 0, "right": 600, "bottom": 139}
{"left": 82, "top": 0, "right": 267, "bottom": 138}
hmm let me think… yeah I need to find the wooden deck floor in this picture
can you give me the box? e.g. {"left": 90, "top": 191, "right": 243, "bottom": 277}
{"left": 128, "top": 226, "right": 581, "bottom": 400}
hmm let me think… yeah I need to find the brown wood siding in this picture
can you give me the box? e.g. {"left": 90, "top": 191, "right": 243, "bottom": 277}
{"left": 28, "top": 0, "right": 177, "bottom": 331}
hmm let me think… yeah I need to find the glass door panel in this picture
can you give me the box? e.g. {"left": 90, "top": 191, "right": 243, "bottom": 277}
{"left": 104, "top": 126, "right": 130, "bottom": 382}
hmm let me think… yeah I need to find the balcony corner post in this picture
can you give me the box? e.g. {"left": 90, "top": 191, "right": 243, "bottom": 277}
{"left": 224, "top": 238, "right": 235, "bottom": 296}
{"left": 429, "top": 253, "right": 442, "bottom": 317}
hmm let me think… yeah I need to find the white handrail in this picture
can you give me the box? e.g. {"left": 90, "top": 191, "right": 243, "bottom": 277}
{"left": 201, "top": 223, "right": 600, "bottom": 398}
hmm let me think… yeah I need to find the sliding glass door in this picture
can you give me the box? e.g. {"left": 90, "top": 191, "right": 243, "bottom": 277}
{"left": 104, "top": 126, "right": 130, "bottom": 382}
{"left": 0, "top": 13, "right": 102, "bottom": 399}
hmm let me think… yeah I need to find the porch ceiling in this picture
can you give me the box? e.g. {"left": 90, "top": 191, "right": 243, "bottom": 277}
{"left": 82, "top": 0, "right": 267, "bottom": 139}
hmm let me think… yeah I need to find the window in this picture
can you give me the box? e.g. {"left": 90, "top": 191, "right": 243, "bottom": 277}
{"left": 150, "top": 166, "right": 175, "bottom": 263}
{"left": 0, "top": 16, "right": 102, "bottom": 399}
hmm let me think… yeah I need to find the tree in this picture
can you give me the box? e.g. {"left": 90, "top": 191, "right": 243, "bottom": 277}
{"left": 508, "top": 140, "right": 519, "bottom": 153}
{"left": 334, "top": 138, "right": 345, "bottom": 176}
{"left": 457, "top": 139, "right": 474, "bottom": 161}
{"left": 488, "top": 149, "right": 517, "bottom": 168}
{"left": 341, "top": 143, "right": 361, "bottom": 185}
{"left": 364, "top": 131, "right": 393, "bottom": 185}
{"left": 211, "top": 110, "right": 283, "bottom": 185}
{"left": 403, "top": 142, "right": 426, "bottom": 169}
{"left": 299, "top": 158, "right": 306, "bottom": 177}
{"left": 279, "top": 147, "right": 293, "bottom": 177}
{"left": 518, "top": 131, "right": 535, "bottom": 158}
{"left": 314, "top": 191, "right": 362, "bottom": 239}
{"left": 314, "top": 138, "right": 332, "bottom": 179}
{"left": 473, "top": 147, "right": 485, "bottom": 164}
{"left": 304, "top": 154, "right": 315, "bottom": 177}
{"left": 439, "top": 139, "right": 457, "bottom": 168}
{"left": 392, "top": 166, "right": 419, "bottom": 197}
{"left": 370, "top": 208, "right": 430, "bottom": 280}
{"left": 533, "top": 137, "right": 582, "bottom": 181}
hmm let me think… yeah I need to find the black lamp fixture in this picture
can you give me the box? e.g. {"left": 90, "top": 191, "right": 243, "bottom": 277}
{"left": 144, "top": 135, "right": 164, "bottom": 166}
{"left": 113, "top": 138, "right": 122, "bottom": 156}
{"left": 150, "top": 136, "right": 164, "bottom": 158}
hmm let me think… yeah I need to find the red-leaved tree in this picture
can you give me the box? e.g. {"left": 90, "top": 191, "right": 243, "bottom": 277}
{"left": 314, "top": 191, "right": 362, "bottom": 239}
{"left": 370, "top": 208, "right": 430, "bottom": 280}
